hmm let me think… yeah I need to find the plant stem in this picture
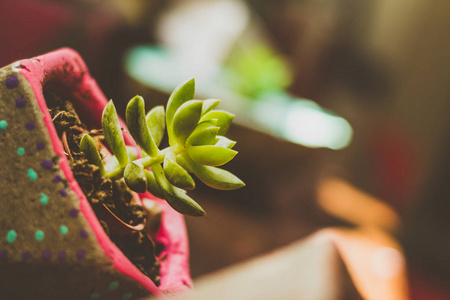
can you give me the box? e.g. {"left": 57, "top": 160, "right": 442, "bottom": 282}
{"left": 106, "top": 144, "right": 185, "bottom": 179}
{"left": 137, "top": 144, "right": 185, "bottom": 169}
{"left": 107, "top": 167, "right": 125, "bottom": 180}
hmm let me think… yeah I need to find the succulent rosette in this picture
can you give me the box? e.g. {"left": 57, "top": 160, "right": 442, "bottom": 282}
{"left": 81, "top": 79, "right": 244, "bottom": 216}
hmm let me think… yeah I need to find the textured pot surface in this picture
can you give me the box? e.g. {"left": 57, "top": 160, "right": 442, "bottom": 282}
{"left": 0, "top": 48, "right": 192, "bottom": 299}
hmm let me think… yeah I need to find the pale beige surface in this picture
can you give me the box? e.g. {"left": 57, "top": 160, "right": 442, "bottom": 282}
{"left": 170, "top": 232, "right": 360, "bottom": 300}
{"left": 167, "top": 228, "right": 409, "bottom": 300}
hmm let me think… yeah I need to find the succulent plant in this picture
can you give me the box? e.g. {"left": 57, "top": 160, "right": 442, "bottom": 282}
{"left": 80, "top": 79, "right": 245, "bottom": 216}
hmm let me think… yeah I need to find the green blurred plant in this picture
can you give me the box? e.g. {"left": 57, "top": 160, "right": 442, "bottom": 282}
{"left": 225, "top": 43, "right": 292, "bottom": 99}
{"left": 80, "top": 79, "right": 244, "bottom": 217}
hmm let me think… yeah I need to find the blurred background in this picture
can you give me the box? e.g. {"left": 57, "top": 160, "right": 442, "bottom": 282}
{"left": 2, "top": 0, "right": 450, "bottom": 298}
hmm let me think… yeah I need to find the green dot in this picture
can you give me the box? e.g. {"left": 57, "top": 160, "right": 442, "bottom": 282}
{"left": 35, "top": 230, "right": 44, "bottom": 241}
{"left": 7, "top": 230, "right": 17, "bottom": 243}
{"left": 122, "top": 293, "right": 133, "bottom": 300}
{"left": 107, "top": 281, "right": 119, "bottom": 291}
{"left": 90, "top": 292, "right": 100, "bottom": 299}
{"left": 27, "top": 169, "right": 38, "bottom": 181}
{"left": 17, "top": 147, "right": 25, "bottom": 156}
{"left": 0, "top": 120, "right": 7, "bottom": 130}
{"left": 40, "top": 193, "right": 49, "bottom": 205}
{"left": 60, "top": 225, "right": 68, "bottom": 235}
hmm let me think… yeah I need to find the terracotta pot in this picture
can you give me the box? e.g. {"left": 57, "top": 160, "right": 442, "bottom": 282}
{"left": 0, "top": 48, "right": 192, "bottom": 299}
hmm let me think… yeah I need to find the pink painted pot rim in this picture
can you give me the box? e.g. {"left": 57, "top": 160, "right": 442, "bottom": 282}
{"left": 14, "top": 48, "right": 192, "bottom": 295}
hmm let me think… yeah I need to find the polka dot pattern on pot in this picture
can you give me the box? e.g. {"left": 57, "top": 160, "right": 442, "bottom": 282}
{"left": 40, "top": 193, "right": 49, "bottom": 205}
{"left": 0, "top": 120, "right": 7, "bottom": 130}
{"left": 35, "top": 230, "right": 45, "bottom": 241}
{"left": 15, "top": 97, "right": 26, "bottom": 108}
{"left": 0, "top": 67, "right": 149, "bottom": 299}
{"left": 60, "top": 225, "right": 69, "bottom": 235}
{"left": 22, "top": 251, "right": 31, "bottom": 261}
{"left": 57, "top": 251, "right": 66, "bottom": 261}
{"left": 0, "top": 73, "right": 83, "bottom": 265}
{"left": 6, "top": 230, "right": 17, "bottom": 243}
{"left": 27, "top": 168, "right": 38, "bottom": 181}
{"left": 42, "top": 249, "right": 52, "bottom": 261}
{"left": 25, "top": 121, "right": 35, "bottom": 130}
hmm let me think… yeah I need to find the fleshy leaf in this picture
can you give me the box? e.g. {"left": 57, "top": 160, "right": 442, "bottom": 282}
{"left": 144, "top": 170, "right": 165, "bottom": 199}
{"left": 215, "top": 135, "right": 236, "bottom": 149}
{"left": 126, "top": 96, "right": 159, "bottom": 157}
{"left": 80, "top": 134, "right": 106, "bottom": 176}
{"left": 201, "top": 99, "right": 221, "bottom": 116}
{"left": 146, "top": 105, "right": 165, "bottom": 147}
{"left": 176, "top": 154, "right": 193, "bottom": 173}
{"left": 178, "top": 153, "right": 245, "bottom": 190}
{"left": 164, "top": 152, "right": 195, "bottom": 190}
{"left": 124, "top": 161, "right": 147, "bottom": 193}
{"left": 172, "top": 100, "right": 203, "bottom": 146}
{"left": 200, "top": 110, "right": 235, "bottom": 135}
{"left": 166, "top": 79, "right": 195, "bottom": 145}
{"left": 187, "top": 145, "right": 237, "bottom": 166}
{"left": 186, "top": 122, "right": 220, "bottom": 146}
{"left": 102, "top": 101, "right": 129, "bottom": 168}
{"left": 152, "top": 163, "right": 206, "bottom": 216}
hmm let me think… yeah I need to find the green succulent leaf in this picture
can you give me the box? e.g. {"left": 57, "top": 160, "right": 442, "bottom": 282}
{"left": 146, "top": 105, "right": 165, "bottom": 147}
{"left": 102, "top": 101, "right": 129, "bottom": 168}
{"left": 166, "top": 78, "right": 195, "bottom": 145}
{"left": 187, "top": 145, "right": 237, "bottom": 166}
{"left": 186, "top": 122, "right": 220, "bottom": 146}
{"left": 201, "top": 99, "right": 221, "bottom": 116}
{"left": 152, "top": 163, "right": 206, "bottom": 216}
{"left": 200, "top": 110, "right": 235, "bottom": 135}
{"left": 172, "top": 100, "right": 203, "bottom": 146}
{"left": 144, "top": 170, "right": 165, "bottom": 199}
{"left": 80, "top": 134, "right": 106, "bottom": 176}
{"left": 164, "top": 152, "right": 195, "bottom": 190}
{"left": 124, "top": 161, "right": 147, "bottom": 193}
{"left": 126, "top": 96, "right": 159, "bottom": 157}
{"left": 202, "top": 119, "right": 219, "bottom": 126}
{"left": 176, "top": 153, "right": 193, "bottom": 173}
{"left": 215, "top": 136, "right": 236, "bottom": 149}
{"left": 178, "top": 153, "right": 245, "bottom": 190}
{"left": 99, "top": 79, "right": 244, "bottom": 216}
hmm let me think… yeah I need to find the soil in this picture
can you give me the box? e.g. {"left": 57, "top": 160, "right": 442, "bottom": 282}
{"left": 44, "top": 91, "right": 161, "bottom": 285}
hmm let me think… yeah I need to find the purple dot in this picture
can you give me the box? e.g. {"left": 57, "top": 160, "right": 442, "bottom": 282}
{"left": 42, "top": 249, "right": 52, "bottom": 261}
{"left": 76, "top": 249, "right": 86, "bottom": 260}
{"left": 6, "top": 76, "right": 19, "bottom": 89}
{"left": 0, "top": 250, "right": 8, "bottom": 260}
{"left": 69, "top": 209, "right": 79, "bottom": 218}
{"left": 52, "top": 175, "right": 62, "bottom": 183}
{"left": 25, "top": 121, "right": 35, "bottom": 130}
{"left": 59, "top": 189, "right": 68, "bottom": 197}
{"left": 57, "top": 251, "right": 66, "bottom": 261}
{"left": 36, "top": 142, "right": 45, "bottom": 150}
{"left": 79, "top": 230, "right": 88, "bottom": 239}
{"left": 41, "top": 160, "right": 53, "bottom": 170}
{"left": 22, "top": 251, "right": 31, "bottom": 261}
{"left": 15, "top": 97, "right": 26, "bottom": 108}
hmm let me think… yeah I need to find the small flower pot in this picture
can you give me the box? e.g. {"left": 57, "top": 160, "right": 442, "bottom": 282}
{"left": 0, "top": 48, "right": 192, "bottom": 299}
